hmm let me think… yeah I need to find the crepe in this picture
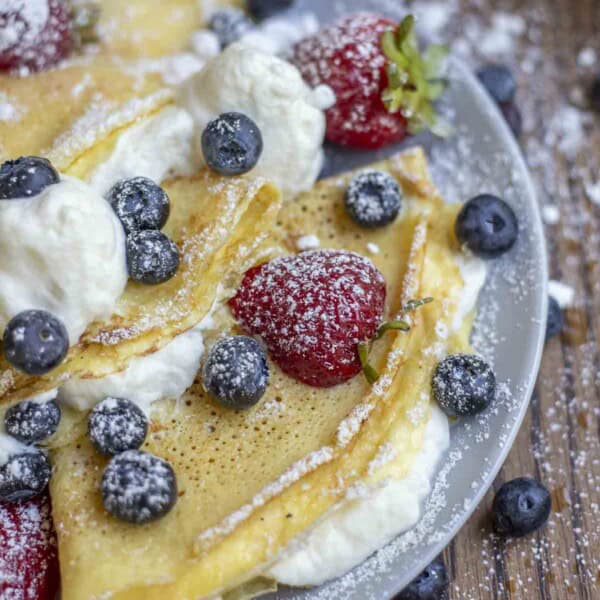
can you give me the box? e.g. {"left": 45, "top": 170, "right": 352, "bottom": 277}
{"left": 47, "top": 148, "right": 471, "bottom": 600}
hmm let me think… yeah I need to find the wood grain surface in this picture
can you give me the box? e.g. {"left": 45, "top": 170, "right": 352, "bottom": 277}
{"left": 397, "top": 1, "right": 600, "bottom": 598}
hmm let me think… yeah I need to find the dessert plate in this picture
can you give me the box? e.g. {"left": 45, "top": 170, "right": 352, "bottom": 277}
{"left": 269, "top": 3, "right": 548, "bottom": 599}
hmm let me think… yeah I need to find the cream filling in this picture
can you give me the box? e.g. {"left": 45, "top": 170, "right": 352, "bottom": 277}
{"left": 267, "top": 253, "right": 487, "bottom": 586}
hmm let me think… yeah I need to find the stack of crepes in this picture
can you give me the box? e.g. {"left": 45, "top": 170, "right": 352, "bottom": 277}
{"left": 0, "top": 2, "right": 477, "bottom": 599}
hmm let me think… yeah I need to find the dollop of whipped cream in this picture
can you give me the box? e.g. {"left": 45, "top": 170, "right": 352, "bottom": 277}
{"left": 0, "top": 177, "right": 127, "bottom": 343}
{"left": 178, "top": 42, "right": 334, "bottom": 200}
{"left": 59, "top": 323, "right": 206, "bottom": 414}
{"left": 87, "top": 105, "right": 198, "bottom": 195}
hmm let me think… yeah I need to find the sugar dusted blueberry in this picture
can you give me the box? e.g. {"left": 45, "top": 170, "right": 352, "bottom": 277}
{"left": 3, "top": 310, "right": 69, "bottom": 376}
{"left": 209, "top": 8, "right": 253, "bottom": 48}
{"left": 201, "top": 112, "right": 263, "bottom": 176}
{"left": 88, "top": 397, "right": 148, "bottom": 456}
{"left": 101, "top": 450, "right": 177, "bottom": 524}
{"left": 0, "top": 449, "right": 51, "bottom": 503}
{"left": 0, "top": 156, "right": 59, "bottom": 200}
{"left": 397, "top": 556, "right": 449, "bottom": 600}
{"left": 126, "top": 230, "right": 180, "bottom": 285}
{"left": 247, "top": 0, "right": 295, "bottom": 21}
{"left": 203, "top": 336, "right": 269, "bottom": 410}
{"left": 344, "top": 170, "right": 402, "bottom": 228}
{"left": 4, "top": 398, "right": 61, "bottom": 444}
{"left": 432, "top": 353, "right": 496, "bottom": 417}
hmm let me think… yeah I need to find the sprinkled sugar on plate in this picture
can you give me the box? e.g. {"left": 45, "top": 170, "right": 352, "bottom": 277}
{"left": 266, "top": 2, "right": 547, "bottom": 598}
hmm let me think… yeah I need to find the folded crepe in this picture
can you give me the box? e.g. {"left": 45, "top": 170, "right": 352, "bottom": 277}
{"left": 48, "top": 148, "right": 474, "bottom": 600}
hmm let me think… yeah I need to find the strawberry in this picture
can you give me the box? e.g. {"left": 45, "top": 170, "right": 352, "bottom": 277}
{"left": 292, "top": 13, "right": 449, "bottom": 150}
{"left": 0, "top": 492, "right": 60, "bottom": 600}
{"left": 228, "top": 250, "right": 386, "bottom": 387}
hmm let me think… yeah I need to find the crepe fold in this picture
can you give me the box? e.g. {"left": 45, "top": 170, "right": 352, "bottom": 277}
{"left": 48, "top": 149, "right": 471, "bottom": 600}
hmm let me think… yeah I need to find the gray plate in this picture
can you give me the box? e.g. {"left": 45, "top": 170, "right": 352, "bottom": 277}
{"left": 265, "top": 3, "right": 548, "bottom": 599}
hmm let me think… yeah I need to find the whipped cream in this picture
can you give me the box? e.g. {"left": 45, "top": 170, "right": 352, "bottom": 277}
{"left": 453, "top": 253, "right": 487, "bottom": 331}
{"left": 0, "top": 432, "right": 31, "bottom": 466}
{"left": 59, "top": 318, "right": 211, "bottom": 414}
{"left": 0, "top": 177, "right": 127, "bottom": 343}
{"left": 267, "top": 407, "right": 450, "bottom": 585}
{"left": 87, "top": 105, "right": 198, "bottom": 195}
{"left": 178, "top": 43, "right": 333, "bottom": 200}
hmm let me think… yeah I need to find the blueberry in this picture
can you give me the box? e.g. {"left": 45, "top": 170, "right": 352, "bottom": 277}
{"left": 493, "top": 477, "right": 551, "bottom": 537}
{"left": 101, "top": 450, "right": 177, "bottom": 524}
{"left": 397, "top": 556, "right": 449, "bottom": 600}
{"left": 455, "top": 194, "right": 518, "bottom": 259}
{"left": 432, "top": 354, "right": 496, "bottom": 417}
{"left": 590, "top": 73, "right": 600, "bottom": 112}
{"left": 209, "top": 8, "right": 253, "bottom": 48}
{"left": 126, "top": 229, "right": 180, "bottom": 285}
{"left": 477, "top": 65, "right": 517, "bottom": 105}
{"left": 201, "top": 112, "right": 263, "bottom": 176}
{"left": 0, "top": 156, "right": 60, "bottom": 200}
{"left": 88, "top": 397, "right": 148, "bottom": 456}
{"left": 0, "top": 449, "right": 51, "bottom": 502}
{"left": 203, "top": 336, "right": 269, "bottom": 410}
{"left": 247, "top": 0, "right": 295, "bottom": 21}
{"left": 545, "top": 295, "right": 564, "bottom": 341}
{"left": 344, "top": 171, "right": 402, "bottom": 228}
{"left": 500, "top": 101, "right": 523, "bottom": 139}
{"left": 4, "top": 398, "right": 61, "bottom": 444}
{"left": 107, "top": 177, "right": 170, "bottom": 234}
{"left": 3, "top": 310, "right": 69, "bottom": 376}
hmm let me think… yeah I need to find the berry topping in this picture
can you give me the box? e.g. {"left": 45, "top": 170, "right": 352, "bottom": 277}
{"left": 500, "top": 101, "right": 523, "bottom": 139}
{"left": 397, "top": 556, "right": 449, "bottom": 600}
{"left": 344, "top": 170, "right": 402, "bottom": 228}
{"left": 0, "top": 493, "right": 60, "bottom": 600}
{"left": 0, "top": 449, "right": 51, "bottom": 502}
{"left": 3, "top": 310, "right": 69, "bottom": 376}
{"left": 107, "top": 177, "right": 170, "bottom": 234}
{"left": 229, "top": 250, "right": 386, "bottom": 387}
{"left": 432, "top": 353, "right": 496, "bottom": 417}
{"left": 209, "top": 8, "right": 253, "bottom": 48}
{"left": 247, "top": 0, "right": 294, "bottom": 21}
{"left": 0, "top": 156, "right": 59, "bottom": 200}
{"left": 455, "top": 194, "right": 519, "bottom": 259}
{"left": 101, "top": 450, "right": 177, "bottom": 524}
{"left": 0, "top": 0, "right": 73, "bottom": 73}
{"left": 201, "top": 112, "right": 263, "bottom": 176}
{"left": 126, "top": 229, "right": 180, "bottom": 285}
{"left": 4, "top": 398, "right": 61, "bottom": 444}
{"left": 203, "top": 336, "right": 269, "bottom": 410}
{"left": 545, "top": 295, "right": 564, "bottom": 341}
{"left": 477, "top": 64, "right": 517, "bottom": 105}
{"left": 492, "top": 477, "right": 551, "bottom": 537}
{"left": 88, "top": 397, "right": 148, "bottom": 456}
{"left": 292, "top": 14, "right": 448, "bottom": 150}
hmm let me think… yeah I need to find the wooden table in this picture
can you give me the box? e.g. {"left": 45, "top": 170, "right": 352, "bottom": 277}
{"left": 405, "top": 1, "right": 600, "bottom": 598}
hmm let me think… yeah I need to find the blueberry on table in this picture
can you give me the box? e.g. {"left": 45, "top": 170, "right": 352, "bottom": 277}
{"left": 126, "top": 229, "right": 180, "bottom": 285}
{"left": 546, "top": 295, "right": 564, "bottom": 341}
{"left": 88, "top": 398, "right": 148, "bottom": 456}
{"left": 500, "top": 101, "right": 523, "bottom": 139}
{"left": 455, "top": 194, "right": 518, "bottom": 259}
{"left": 493, "top": 477, "right": 551, "bottom": 537}
{"left": 3, "top": 310, "right": 69, "bottom": 376}
{"left": 432, "top": 354, "right": 496, "bottom": 418}
{"left": 203, "top": 336, "right": 269, "bottom": 410}
{"left": 209, "top": 8, "right": 253, "bottom": 48}
{"left": 108, "top": 177, "right": 170, "bottom": 234}
{"left": 0, "top": 450, "right": 51, "bottom": 503}
{"left": 0, "top": 156, "right": 59, "bottom": 200}
{"left": 477, "top": 64, "right": 517, "bottom": 105}
{"left": 101, "top": 450, "right": 177, "bottom": 524}
{"left": 344, "top": 171, "right": 402, "bottom": 228}
{"left": 247, "top": 0, "right": 295, "bottom": 21}
{"left": 4, "top": 398, "right": 61, "bottom": 444}
{"left": 396, "top": 556, "right": 449, "bottom": 600}
{"left": 201, "top": 112, "right": 263, "bottom": 176}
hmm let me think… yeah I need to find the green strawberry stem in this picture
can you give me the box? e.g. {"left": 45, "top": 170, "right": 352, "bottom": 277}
{"left": 381, "top": 16, "right": 451, "bottom": 136}
{"left": 359, "top": 296, "right": 434, "bottom": 385}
